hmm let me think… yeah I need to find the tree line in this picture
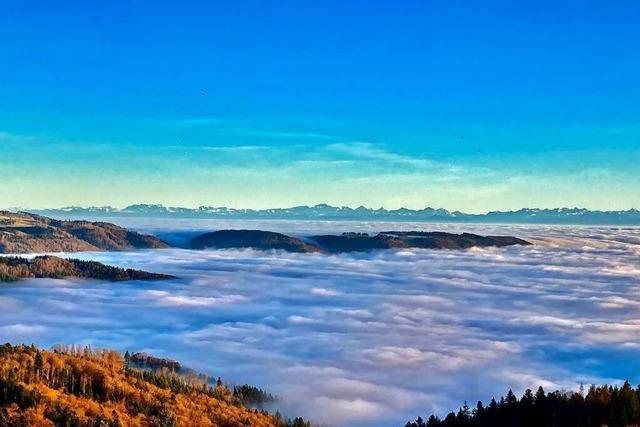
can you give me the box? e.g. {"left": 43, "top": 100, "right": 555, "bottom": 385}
{"left": 405, "top": 382, "right": 640, "bottom": 427}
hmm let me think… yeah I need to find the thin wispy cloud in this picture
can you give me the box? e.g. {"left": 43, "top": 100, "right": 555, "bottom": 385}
{"left": 201, "top": 145, "right": 272, "bottom": 152}
{"left": 242, "top": 129, "right": 339, "bottom": 140}
{"left": 327, "top": 142, "right": 442, "bottom": 169}
{"left": 149, "top": 116, "right": 340, "bottom": 141}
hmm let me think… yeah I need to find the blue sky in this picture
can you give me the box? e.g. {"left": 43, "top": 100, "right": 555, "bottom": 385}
{"left": 1, "top": 0, "right": 639, "bottom": 212}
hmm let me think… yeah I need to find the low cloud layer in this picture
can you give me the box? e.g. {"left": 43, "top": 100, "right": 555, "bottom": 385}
{"left": 1, "top": 225, "right": 639, "bottom": 426}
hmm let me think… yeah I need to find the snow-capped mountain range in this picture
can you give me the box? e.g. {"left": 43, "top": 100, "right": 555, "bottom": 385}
{"left": 12, "top": 204, "right": 640, "bottom": 225}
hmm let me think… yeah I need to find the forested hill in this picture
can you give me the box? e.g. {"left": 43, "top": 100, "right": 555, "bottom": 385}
{"left": 0, "top": 256, "right": 175, "bottom": 282}
{"left": 0, "top": 343, "right": 308, "bottom": 427}
{"left": 406, "top": 382, "right": 640, "bottom": 427}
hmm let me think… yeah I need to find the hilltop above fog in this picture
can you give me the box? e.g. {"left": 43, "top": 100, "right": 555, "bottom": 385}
{"left": 189, "top": 230, "right": 531, "bottom": 253}
{"left": 0, "top": 211, "right": 168, "bottom": 253}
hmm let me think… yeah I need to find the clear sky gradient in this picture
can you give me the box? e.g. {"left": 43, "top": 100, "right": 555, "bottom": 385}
{"left": 1, "top": 1, "right": 639, "bottom": 212}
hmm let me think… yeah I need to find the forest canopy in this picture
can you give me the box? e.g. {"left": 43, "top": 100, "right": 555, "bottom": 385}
{"left": 0, "top": 256, "right": 175, "bottom": 282}
{"left": 0, "top": 343, "right": 307, "bottom": 427}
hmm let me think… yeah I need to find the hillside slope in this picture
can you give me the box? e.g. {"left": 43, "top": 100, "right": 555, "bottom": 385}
{"left": 0, "top": 212, "right": 168, "bottom": 254}
{"left": 0, "top": 344, "right": 282, "bottom": 427}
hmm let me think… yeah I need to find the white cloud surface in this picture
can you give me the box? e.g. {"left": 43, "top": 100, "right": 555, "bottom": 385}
{"left": 1, "top": 224, "right": 639, "bottom": 426}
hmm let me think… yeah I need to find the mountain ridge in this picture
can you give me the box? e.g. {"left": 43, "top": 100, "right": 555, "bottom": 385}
{"left": 18, "top": 204, "right": 640, "bottom": 225}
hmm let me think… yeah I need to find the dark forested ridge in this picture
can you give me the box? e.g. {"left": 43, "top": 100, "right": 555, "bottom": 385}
{"left": 0, "top": 255, "right": 175, "bottom": 282}
{"left": 310, "top": 231, "right": 531, "bottom": 253}
{"left": 189, "top": 230, "right": 531, "bottom": 253}
{"left": 126, "top": 352, "right": 182, "bottom": 373}
{"left": 406, "top": 383, "right": 640, "bottom": 427}
{"left": 190, "top": 230, "right": 321, "bottom": 253}
{"left": 233, "top": 384, "right": 278, "bottom": 409}
{"left": 0, "top": 343, "right": 309, "bottom": 427}
{"left": 0, "top": 211, "right": 168, "bottom": 254}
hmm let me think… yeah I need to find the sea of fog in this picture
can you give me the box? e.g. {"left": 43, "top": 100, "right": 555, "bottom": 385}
{"left": 1, "top": 219, "right": 640, "bottom": 426}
